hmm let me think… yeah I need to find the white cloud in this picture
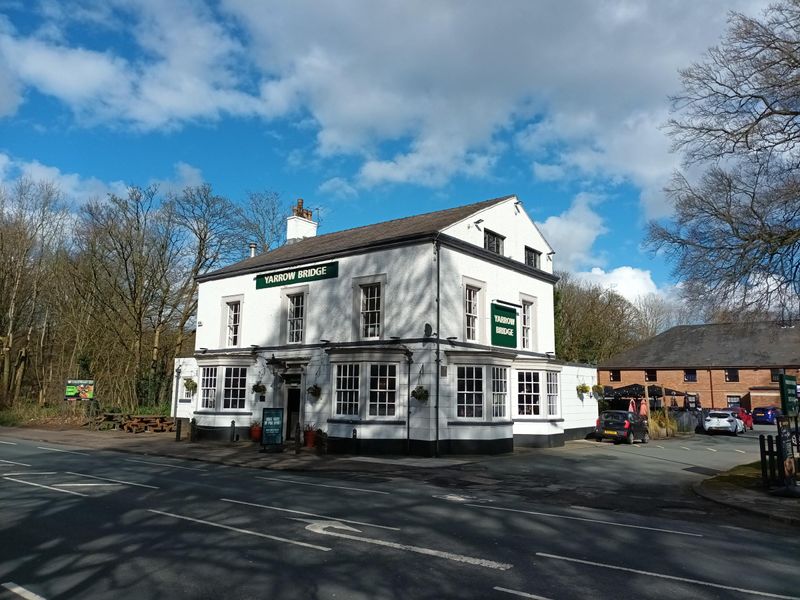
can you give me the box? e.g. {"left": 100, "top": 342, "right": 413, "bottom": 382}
{"left": 536, "top": 192, "right": 607, "bottom": 271}
{"left": 574, "top": 266, "right": 659, "bottom": 302}
{"left": 148, "top": 161, "right": 206, "bottom": 195}
{"left": 532, "top": 162, "right": 565, "bottom": 182}
{"left": 318, "top": 177, "right": 358, "bottom": 200}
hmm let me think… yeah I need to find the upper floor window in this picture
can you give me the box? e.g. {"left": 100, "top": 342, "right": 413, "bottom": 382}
{"left": 521, "top": 301, "right": 533, "bottom": 349}
{"left": 465, "top": 286, "right": 480, "bottom": 341}
{"left": 644, "top": 369, "right": 657, "bottom": 382}
{"left": 770, "top": 368, "right": 785, "bottom": 383}
{"left": 226, "top": 300, "right": 241, "bottom": 346}
{"left": 492, "top": 367, "right": 508, "bottom": 418}
{"left": 724, "top": 368, "right": 739, "bottom": 383}
{"left": 684, "top": 369, "right": 697, "bottom": 382}
{"left": 287, "top": 293, "right": 305, "bottom": 344}
{"left": 525, "top": 246, "right": 541, "bottom": 269}
{"left": 334, "top": 364, "right": 360, "bottom": 416}
{"left": 369, "top": 364, "right": 397, "bottom": 416}
{"left": 360, "top": 283, "right": 382, "bottom": 338}
{"left": 484, "top": 229, "right": 504, "bottom": 255}
{"left": 456, "top": 366, "right": 483, "bottom": 418}
{"left": 609, "top": 370, "right": 621, "bottom": 382}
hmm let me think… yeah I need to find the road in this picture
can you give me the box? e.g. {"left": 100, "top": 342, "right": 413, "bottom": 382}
{"left": 0, "top": 429, "right": 798, "bottom": 600}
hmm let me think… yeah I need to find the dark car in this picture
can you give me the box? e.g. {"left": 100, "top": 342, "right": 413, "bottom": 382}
{"left": 727, "top": 406, "right": 753, "bottom": 430}
{"left": 595, "top": 410, "right": 649, "bottom": 444}
{"left": 752, "top": 406, "right": 782, "bottom": 425}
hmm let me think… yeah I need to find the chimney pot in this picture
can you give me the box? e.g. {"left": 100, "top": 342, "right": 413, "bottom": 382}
{"left": 248, "top": 242, "right": 257, "bottom": 258}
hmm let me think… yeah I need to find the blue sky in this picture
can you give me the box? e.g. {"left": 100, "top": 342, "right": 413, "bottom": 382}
{"left": 0, "top": 0, "right": 765, "bottom": 301}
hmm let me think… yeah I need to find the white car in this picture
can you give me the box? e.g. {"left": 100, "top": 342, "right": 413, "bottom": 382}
{"left": 703, "top": 410, "right": 745, "bottom": 435}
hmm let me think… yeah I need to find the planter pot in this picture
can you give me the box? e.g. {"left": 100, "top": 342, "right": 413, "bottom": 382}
{"left": 250, "top": 425, "right": 262, "bottom": 442}
{"left": 304, "top": 430, "right": 316, "bottom": 448}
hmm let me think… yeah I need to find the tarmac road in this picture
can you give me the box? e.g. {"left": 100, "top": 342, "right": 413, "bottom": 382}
{"left": 0, "top": 427, "right": 798, "bottom": 600}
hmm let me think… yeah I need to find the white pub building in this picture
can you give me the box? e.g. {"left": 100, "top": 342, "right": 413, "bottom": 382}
{"left": 173, "top": 195, "right": 597, "bottom": 454}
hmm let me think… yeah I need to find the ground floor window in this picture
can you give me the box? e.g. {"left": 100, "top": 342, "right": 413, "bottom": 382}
{"left": 369, "top": 364, "right": 397, "bottom": 416}
{"left": 201, "top": 367, "right": 217, "bottom": 409}
{"left": 517, "top": 370, "right": 540, "bottom": 415}
{"left": 335, "top": 364, "right": 360, "bottom": 416}
{"left": 492, "top": 367, "right": 508, "bottom": 418}
{"left": 223, "top": 367, "right": 247, "bottom": 409}
{"left": 726, "top": 395, "right": 741, "bottom": 408}
{"left": 546, "top": 371, "right": 559, "bottom": 416}
{"left": 457, "top": 366, "right": 483, "bottom": 418}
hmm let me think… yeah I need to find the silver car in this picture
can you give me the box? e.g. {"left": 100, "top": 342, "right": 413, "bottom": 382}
{"left": 703, "top": 410, "right": 745, "bottom": 435}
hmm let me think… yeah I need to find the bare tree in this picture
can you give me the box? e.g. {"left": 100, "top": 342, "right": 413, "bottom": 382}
{"left": 235, "top": 190, "right": 288, "bottom": 255}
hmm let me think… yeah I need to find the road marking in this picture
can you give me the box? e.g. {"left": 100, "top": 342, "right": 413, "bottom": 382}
{"left": 147, "top": 509, "right": 330, "bottom": 551}
{"left": 467, "top": 504, "right": 701, "bottom": 537}
{"left": 67, "top": 472, "right": 160, "bottom": 489}
{"left": 2, "top": 472, "right": 56, "bottom": 476}
{"left": 680, "top": 446, "right": 691, "bottom": 451}
{"left": 221, "top": 497, "right": 400, "bottom": 531}
{"left": 257, "top": 475, "right": 389, "bottom": 495}
{"left": 36, "top": 447, "right": 89, "bottom": 456}
{"left": 125, "top": 458, "right": 205, "bottom": 471}
{"left": 0, "top": 459, "right": 30, "bottom": 467}
{"left": 655, "top": 445, "right": 665, "bottom": 449}
{"left": 3, "top": 477, "right": 87, "bottom": 497}
{"left": 54, "top": 483, "right": 122, "bottom": 488}
{"left": 0, "top": 440, "right": 17, "bottom": 445}
{"left": 304, "top": 520, "right": 512, "bottom": 571}
{"left": 494, "top": 587, "right": 553, "bottom": 600}
{"left": 735, "top": 449, "right": 746, "bottom": 454}
{"left": 705, "top": 448, "right": 718, "bottom": 452}
{"left": 536, "top": 553, "right": 800, "bottom": 600}
{"left": 2, "top": 582, "right": 46, "bottom": 600}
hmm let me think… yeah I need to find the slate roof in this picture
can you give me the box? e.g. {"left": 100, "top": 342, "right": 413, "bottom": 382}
{"left": 598, "top": 321, "right": 800, "bottom": 369}
{"left": 199, "top": 195, "right": 513, "bottom": 282}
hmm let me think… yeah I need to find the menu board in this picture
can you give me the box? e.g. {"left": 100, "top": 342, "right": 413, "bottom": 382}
{"left": 261, "top": 407, "right": 283, "bottom": 446}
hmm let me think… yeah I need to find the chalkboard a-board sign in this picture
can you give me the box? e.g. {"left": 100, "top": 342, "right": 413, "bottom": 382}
{"left": 261, "top": 407, "right": 283, "bottom": 447}
{"left": 776, "top": 416, "right": 797, "bottom": 486}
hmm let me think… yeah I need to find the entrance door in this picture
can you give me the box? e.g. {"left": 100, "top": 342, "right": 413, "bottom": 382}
{"left": 286, "top": 388, "right": 301, "bottom": 441}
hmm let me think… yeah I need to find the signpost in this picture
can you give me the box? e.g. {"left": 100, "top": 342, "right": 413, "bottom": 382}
{"left": 490, "top": 303, "right": 517, "bottom": 348}
{"left": 261, "top": 407, "right": 284, "bottom": 451}
{"left": 65, "top": 380, "right": 94, "bottom": 401}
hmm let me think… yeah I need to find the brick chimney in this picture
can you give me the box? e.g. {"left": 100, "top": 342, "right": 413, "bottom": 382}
{"left": 286, "top": 198, "right": 318, "bottom": 244}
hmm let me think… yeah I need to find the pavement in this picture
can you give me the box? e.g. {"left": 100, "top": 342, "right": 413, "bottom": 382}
{"left": 2, "top": 424, "right": 799, "bottom": 526}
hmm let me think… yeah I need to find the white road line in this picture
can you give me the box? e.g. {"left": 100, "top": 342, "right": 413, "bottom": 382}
{"left": 536, "top": 553, "right": 800, "bottom": 600}
{"left": 3, "top": 477, "right": 87, "bottom": 497}
{"left": 125, "top": 458, "right": 205, "bottom": 471}
{"left": 655, "top": 445, "right": 665, "bottom": 449}
{"left": 467, "top": 504, "right": 701, "bottom": 537}
{"left": 680, "top": 446, "right": 691, "bottom": 451}
{"left": 0, "top": 440, "right": 17, "bottom": 445}
{"left": 735, "top": 449, "right": 746, "bottom": 454}
{"left": 54, "top": 483, "right": 122, "bottom": 488}
{"left": 494, "top": 587, "right": 553, "bottom": 600}
{"left": 705, "top": 448, "right": 718, "bottom": 452}
{"left": 36, "top": 447, "right": 89, "bottom": 456}
{"left": 257, "top": 475, "right": 389, "bottom": 495}
{"left": 66, "top": 471, "right": 160, "bottom": 489}
{"left": 147, "top": 509, "right": 331, "bottom": 551}
{"left": 0, "top": 459, "right": 30, "bottom": 467}
{"left": 2, "top": 472, "right": 56, "bottom": 476}
{"left": 2, "top": 582, "right": 46, "bottom": 600}
{"left": 221, "top": 497, "right": 400, "bottom": 531}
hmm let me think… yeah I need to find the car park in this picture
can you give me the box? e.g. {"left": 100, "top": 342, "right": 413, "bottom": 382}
{"left": 703, "top": 410, "right": 745, "bottom": 435}
{"left": 752, "top": 406, "right": 782, "bottom": 425}
{"left": 727, "top": 406, "right": 753, "bottom": 430}
{"left": 595, "top": 410, "right": 649, "bottom": 444}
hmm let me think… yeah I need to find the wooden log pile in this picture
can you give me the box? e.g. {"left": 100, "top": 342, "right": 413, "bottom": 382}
{"left": 84, "top": 413, "right": 176, "bottom": 433}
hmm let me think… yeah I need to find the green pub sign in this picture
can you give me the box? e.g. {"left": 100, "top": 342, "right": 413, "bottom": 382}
{"left": 255, "top": 261, "right": 339, "bottom": 289}
{"left": 490, "top": 303, "right": 517, "bottom": 348}
{"left": 779, "top": 374, "right": 798, "bottom": 417}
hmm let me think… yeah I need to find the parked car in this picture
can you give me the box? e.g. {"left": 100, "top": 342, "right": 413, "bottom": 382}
{"left": 727, "top": 406, "right": 753, "bottom": 430}
{"left": 703, "top": 410, "right": 745, "bottom": 435}
{"left": 752, "top": 406, "right": 782, "bottom": 425}
{"left": 595, "top": 410, "right": 649, "bottom": 444}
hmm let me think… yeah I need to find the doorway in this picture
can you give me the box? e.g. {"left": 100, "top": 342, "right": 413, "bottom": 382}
{"left": 286, "top": 388, "right": 301, "bottom": 441}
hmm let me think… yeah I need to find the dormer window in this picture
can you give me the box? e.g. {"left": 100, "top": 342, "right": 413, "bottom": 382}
{"left": 484, "top": 229, "right": 504, "bottom": 255}
{"left": 525, "top": 246, "right": 541, "bottom": 269}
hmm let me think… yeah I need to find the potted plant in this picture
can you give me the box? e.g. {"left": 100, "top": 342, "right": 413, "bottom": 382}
{"left": 183, "top": 378, "right": 197, "bottom": 394}
{"left": 252, "top": 382, "right": 267, "bottom": 394}
{"left": 314, "top": 428, "right": 328, "bottom": 454}
{"left": 306, "top": 384, "right": 321, "bottom": 397}
{"left": 249, "top": 419, "right": 262, "bottom": 442}
{"left": 303, "top": 423, "right": 316, "bottom": 447}
{"left": 576, "top": 383, "right": 591, "bottom": 398}
{"left": 411, "top": 385, "right": 429, "bottom": 402}
{"left": 592, "top": 384, "right": 605, "bottom": 399}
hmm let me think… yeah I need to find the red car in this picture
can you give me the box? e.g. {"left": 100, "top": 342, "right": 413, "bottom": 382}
{"left": 727, "top": 406, "right": 753, "bottom": 430}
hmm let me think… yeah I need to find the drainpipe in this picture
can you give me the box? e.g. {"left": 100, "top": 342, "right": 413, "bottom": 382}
{"left": 708, "top": 367, "right": 714, "bottom": 408}
{"left": 434, "top": 236, "right": 441, "bottom": 458}
{"left": 405, "top": 348, "right": 413, "bottom": 455}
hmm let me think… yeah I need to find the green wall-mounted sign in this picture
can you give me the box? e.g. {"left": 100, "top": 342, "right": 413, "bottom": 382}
{"left": 491, "top": 303, "right": 517, "bottom": 348}
{"left": 779, "top": 374, "right": 798, "bottom": 417}
{"left": 255, "top": 261, "right": 339, "bottom": 289}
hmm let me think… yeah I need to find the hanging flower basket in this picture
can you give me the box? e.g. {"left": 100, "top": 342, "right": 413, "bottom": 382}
{"left": 592, "top": 384, "right": 605, "bottom": 399}
{"left": 183, "top": 378, "right": 197, "bottom": 393}
{"left": 411, "top": 385, "right": 429, "bottom": 402}
{"left": 252, "top": 382, "right": 267, "bottom": 394}
{"left": 576, "top": 383, "right": 591, "bottom": 396}
{"left": 307, "top": 384, "right": 321, "bottom": 397}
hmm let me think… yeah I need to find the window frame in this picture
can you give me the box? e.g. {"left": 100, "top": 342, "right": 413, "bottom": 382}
{"left": 724, "top": 368, "right": 739, "bottom": 383}
{"left": 521, "top": 300, "right": 533, "bottom": 350}
{"left": 483, "top": 229, "right": 505, "bottom": 255}
{"left": 334, "top": 363, "right": 360, "bottom": 416}
{"left": 491, "top": 366, "right": 508, "bottom": 418}
{"left": 726, "top": 395, "right": 741, "bottom": 408}
{"left": 224, "top": 298, "right": 242, "bottom": 347}
{"left": 201, "top": 367, "right": 217, "bottom": 409}
{"left": 546, "top": 371, "right": 560, "bottom": 417}
{"left": 352, "top": 274, "right": 386, "bottom": 341}
{"left": 684, "top": 369, "right": 697, "bottom": 382}
{"left": 524, "top": 246, "right": 542, "bottom": 269}
{"left": 609, "top": 370, "right": 621, "bottom": 382}
{"left": 465, "top": 285, "right": 480, "bottom": 342}
{"left": 222, "top": 366, "right": 247, "bottom": 410}
{"left": 287, "top": 292, "right": 305, "bottom": 344}
{"left": 368, "top": 363, "right": 397, "bottom": 417}
{"left": 456, "top": 365, "right": 484, "bottom": 419}
{"left": 770, "top": 368, "right": 785, "bottom": 383}
{"left": 644, "top": 369, "right": 657, "bottom": 382}
{"left": 516, "top": 370, "right": 541, "bottom": 416}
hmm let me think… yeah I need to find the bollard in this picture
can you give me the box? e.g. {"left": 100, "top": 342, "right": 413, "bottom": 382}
{"left": 767, "top": 435, "right": 777, "bottom": 484}
{"left": 190, "top": 418, "right": 197, "bottom": 442}
{"left": 230, "top": 420, "right": 236, "bottom": 443}
{"left": 175, "top": 418, "right": 182, "bottom": 442}
{"left": 352, "top": 427, "right": 358, "bottom": 454}
{"left": 759, "top": 435, "right": 768, "bottom": 487}
{"left": 294, "top": 422, "right": 301, "bottom": 454}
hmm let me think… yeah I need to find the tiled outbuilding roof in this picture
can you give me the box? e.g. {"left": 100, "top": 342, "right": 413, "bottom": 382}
{"left": 598, "top": 321, "right": 800, "bottom": 369}
{"left": 199, "top": 195, "right": 513, "bottom": 281}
